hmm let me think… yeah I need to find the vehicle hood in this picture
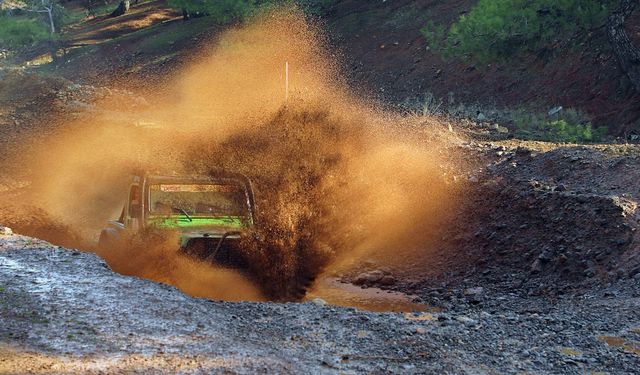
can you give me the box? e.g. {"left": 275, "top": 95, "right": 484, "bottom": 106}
{"left": 147, "top": 216, "right": 248, "bottom": 234}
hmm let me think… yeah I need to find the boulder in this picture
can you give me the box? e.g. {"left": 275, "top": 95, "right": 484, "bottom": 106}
{"left": 530, "top": 259, "right": 542, "bottom": 274}
{"left": 379, "top": 275, "right": 396, "bottom": 286}
{"left": 353, "top": 270, "right": 385, "bottom": 285}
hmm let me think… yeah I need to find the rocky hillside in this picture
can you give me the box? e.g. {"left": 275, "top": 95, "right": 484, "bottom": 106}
{"left": 324, "top": 0, "right": 640, "bottom": 135}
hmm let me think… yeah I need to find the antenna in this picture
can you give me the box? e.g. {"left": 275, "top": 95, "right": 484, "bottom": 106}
{"left": 285, "top": 61, "right": 289, "bottom": 102}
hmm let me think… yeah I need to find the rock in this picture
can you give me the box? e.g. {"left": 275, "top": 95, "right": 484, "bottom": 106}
{"left": 530, "top": 259, "right": 542, "bottom": 274}
{"left": 557, "top": 254, "right": 568, "bottom": 265}
{"left": 464, "top": 287, "right": 484, "bottom": 303}
{"left": 379, "top": 275, "right": 396, "bottom": 286}
{"left": 584, "top": 268, "right": 596, "bottom": 278}
{"left": 311, "top": 298, "right": 327, "bottom": 307}
{"left": 363, "top": 259, "right": 377, "bottom": 267}
{"left": 353, "top": 274, "right": 368, "bottom": 285}
{"left": 548, "top": 106, "right": 563, "bottom": 116}
{"left": 463, "top": 287, "right": 484, "bottom": 296}
{"left": 365, "top": 270, "right": 385, "bottom": 283}
{"left": 555, "top": 184, "right": 567, "bottom": 192}
{"left": 515, "top": 147, "right": 531, "bottom": 157}
{"left": 0, "top": 226, "right": 12, "bottom": 235}
{"left": 455, "top": 316, "right": 478, "bottom": 325}
{"left": 538, "top": 251, "right": 553, "bottom": 263}
{"left": 492, "top": 124, "right": 509, "bottom": 134}
{"left": 477, "top": 112, "right": 487, "bottom": 122}
{"left": 65, "top": 100, "right": 94, "bottom": 112}
{"left": 354, "top": 270, "right": 385, "bottom": 285}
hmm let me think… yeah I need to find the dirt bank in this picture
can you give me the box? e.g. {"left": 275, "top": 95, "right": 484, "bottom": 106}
{"left": 347, "top": 139, "right": 640, "bottom": 303}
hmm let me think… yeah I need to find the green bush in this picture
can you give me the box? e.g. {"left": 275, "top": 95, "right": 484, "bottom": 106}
{"left": 167, "top": 0, "right": 259, "bottom": 24}
{"left": 0, "top": 16, "right": 51, "bottom": 48}
{"left": 420, "top": 20, "right": 446, "bottom": 51}
{"left": 420, "top": 91, "right": 608, "bottom": 143}
{"left": 166, "top": 0, "right": 338, "bottom": 24}
{"left": 514, "top": 114, "right": 608, "bottom": 143}
{"left": 424, "top": 0, "right": 616, "bottom": 63}
{"left": 296, "top": 0, "right": 338, "bottom": 15}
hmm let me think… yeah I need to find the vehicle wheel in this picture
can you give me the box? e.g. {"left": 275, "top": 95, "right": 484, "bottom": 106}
{"left": 97, "top": 228, "right": 119, "bottom": 252}
{"left": 290, "top": 274, "right": 316, "bottom": 300}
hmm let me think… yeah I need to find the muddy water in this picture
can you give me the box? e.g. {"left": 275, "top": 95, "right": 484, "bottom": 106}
{"left": 306, "top": 277, "right": 428, "bottom": 313}
{"left": 598, "top": 335, "right": 640, "bottom": 356}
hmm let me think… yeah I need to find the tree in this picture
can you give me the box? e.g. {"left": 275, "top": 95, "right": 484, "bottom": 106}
{"left": 0, "top": 0, "right": 60, "bottom": 49}
{"left": 423, "top": 0, "right": 640, "bottom": 94}
{"left": 26, "top": 0, "right": 62, "bottom": 34}
{"left": 167, "top": 0, "right": 257, "bottom": 23}
{"left": 110, "top": 0, "right": 130, "bottom": 17}
{"left": 607, "top": 0, "right": 640, "bottom": 93}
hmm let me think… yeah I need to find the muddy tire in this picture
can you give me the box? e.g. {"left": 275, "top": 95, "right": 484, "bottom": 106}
{"left": 275, "top": 265, "right": 318, "bottom": 301}
{"left": 289, "top": 274, "right": 316, "bottom": 300}
{"left": 97, "top": 228, "right": 119, "bottom": 252}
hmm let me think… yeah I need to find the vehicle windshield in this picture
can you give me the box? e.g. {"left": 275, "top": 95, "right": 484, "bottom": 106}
{"left": 148, "top": 183, "right": 250, "bottom": 218}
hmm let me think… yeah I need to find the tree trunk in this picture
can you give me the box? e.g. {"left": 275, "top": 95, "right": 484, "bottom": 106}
{"left": 110, "top": 0, "right": 130, "bottom": 17}
{"left": 46, "top": 7, "right": 56, "bottom": 34}
{"left": 607, "top": 0, "right": 640, "bottom": 94}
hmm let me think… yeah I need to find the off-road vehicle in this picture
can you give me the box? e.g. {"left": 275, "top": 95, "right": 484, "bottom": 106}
{"left": 98, "top": 173, "right": 256, "bottom": 267}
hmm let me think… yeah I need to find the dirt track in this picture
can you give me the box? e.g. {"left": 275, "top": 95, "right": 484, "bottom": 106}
{"left": 1, "top": 231, "right": 639, "bottom": 374}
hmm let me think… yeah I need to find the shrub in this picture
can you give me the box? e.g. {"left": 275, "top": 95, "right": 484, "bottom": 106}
{"left": 514, "top": 112, "right": 608, "bottom": 143}
{"left": 167, "top": 0, "right": 259, "bottom": 24}
{"left": 420, "top": 20, "right": 446, "bottom": 51}
{"left": 424, "top": 0, "right": 616, "bottom": 63}
{"left": 419, "top": 92, "right": 608, "bottom": 143}
{"left": 296, "top": 0, "right": 338, "bottom": 15}
{"left": 0, "top": 16, "right": 51, "bottom": 48}
{"left": 167, "top": 0, "right": 338, "bottom": 24}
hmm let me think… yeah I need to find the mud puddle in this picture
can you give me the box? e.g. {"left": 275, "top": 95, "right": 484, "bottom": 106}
{"left": 306, "top": 277, "right": 428, "bottom": 313}
{"left": 598, "top": 335, "right": 640, "bottom": 356}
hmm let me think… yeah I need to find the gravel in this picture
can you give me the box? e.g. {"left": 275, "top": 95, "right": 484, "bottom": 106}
{"left": 1, "top": 233, "right": 639, "bottom": 374}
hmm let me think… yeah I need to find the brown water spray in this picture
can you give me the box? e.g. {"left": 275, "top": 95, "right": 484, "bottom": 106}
{"left": 1, "top": 8, "right": 465, "bottom": 301}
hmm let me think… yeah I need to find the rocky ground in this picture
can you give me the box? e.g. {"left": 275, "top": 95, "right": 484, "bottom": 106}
{"left": 0, "top": 230, "right": 639, "bottom": 374}
{"left": 419, "top": 140, "right": 640, "bottom": 299}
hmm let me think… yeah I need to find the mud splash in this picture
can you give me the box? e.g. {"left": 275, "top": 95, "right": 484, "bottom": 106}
{"left": 0, "top": 8, "right": 464, "bottom": 302}
{"left": 598, "top": 335, "right": 640, "bottom": 356}
{"left": 99, "top": 230, "right": 265, "bottom": 302}
{"left": 307, "top": 277, "right": 427, "bottom": 313}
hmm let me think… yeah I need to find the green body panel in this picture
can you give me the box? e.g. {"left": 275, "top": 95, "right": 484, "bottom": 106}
{"left": 148, "top": 216, "right": 247, "bottom": 230}
{"left": 148, "top": 216, "right": 248, "bottom": 248}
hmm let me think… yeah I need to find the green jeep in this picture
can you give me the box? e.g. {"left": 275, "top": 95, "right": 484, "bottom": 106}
{"left": 98, "top": 173, "right": 257, "bottom": 268}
